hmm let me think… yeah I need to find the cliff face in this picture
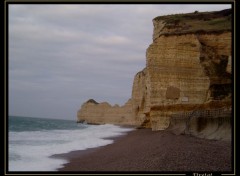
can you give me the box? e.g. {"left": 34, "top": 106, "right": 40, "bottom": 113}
{"left": 133, "top": 32, "right": 231, "bottom": 130}
{"left": 77, "top": 99, "right": 136, "bottom": 125}
{"left": 131, "top": 68, "right": 151, "bottom": 127}
{"left": 77, "top": 9, "right": 232, "bottom": 140}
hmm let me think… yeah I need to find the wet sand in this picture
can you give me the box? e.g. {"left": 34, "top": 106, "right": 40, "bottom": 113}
{"left": 56, "top": 128, "right": 232, "bottom": 172}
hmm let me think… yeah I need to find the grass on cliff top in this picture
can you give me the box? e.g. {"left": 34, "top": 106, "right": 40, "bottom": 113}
{"left": 154, "top": 8, "right": 231, "bottom": 34}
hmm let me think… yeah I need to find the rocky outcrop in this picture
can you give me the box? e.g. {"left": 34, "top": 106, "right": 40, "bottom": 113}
{"left": 133, "top": 9, "right": 232, "bottom": 133}
{"left": 133, "top": 32, "right": 232, "bottom": 131}
{"left": 77, "top": 99, "right": 136, "bottom": 126}
{"left": 77, "top": 9, "right": 232, "bottom": 140}
{"left": 131, "top": 68, "right": 151, "bottom": 127}
{"left": 167, "top": 101, "right": 232, "bottom": 140}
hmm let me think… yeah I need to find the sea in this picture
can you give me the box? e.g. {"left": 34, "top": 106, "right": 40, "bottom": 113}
{"left": 8, "top": 116, "right": 134, "bottom": 171}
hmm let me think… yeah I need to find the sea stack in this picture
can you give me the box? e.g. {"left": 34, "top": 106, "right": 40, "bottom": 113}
{"left": 77, "top": 9, "right": 232, "bottom": 140}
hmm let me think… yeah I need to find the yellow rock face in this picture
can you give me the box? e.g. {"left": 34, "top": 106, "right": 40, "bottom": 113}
{"left": 147, "top": 34, "right": 210, "bottom": 105}
{"left": 77, "top": 99, "right": 136, "bottom": 125}
{"left": 198, "top": 33, "right": 231, "bottom": 56}
{"left": 132, "top": 30, "right": 231, "bottom": 130}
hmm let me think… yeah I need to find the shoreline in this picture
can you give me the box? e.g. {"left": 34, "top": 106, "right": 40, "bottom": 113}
{"left": 55, "top": 128, "right": 232, "bottom": 172}
{"left": 52, "top": 129, "right": 130, "bottom": 161}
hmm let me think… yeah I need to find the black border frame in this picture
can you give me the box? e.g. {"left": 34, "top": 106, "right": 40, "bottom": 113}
{"left": 3, "top": 1, "right": 237, "bottom": 175}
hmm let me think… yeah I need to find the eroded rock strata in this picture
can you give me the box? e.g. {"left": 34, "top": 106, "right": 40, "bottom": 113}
{"left": 77, "top": 9, "right": 232, "bottom": 140}
{"left": 77, "top": 99, "right": 135, "bottom": 125}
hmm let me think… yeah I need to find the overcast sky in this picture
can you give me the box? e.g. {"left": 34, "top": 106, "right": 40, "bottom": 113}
{"left": 9, "top": 4, "right": 231, "bottom": 120}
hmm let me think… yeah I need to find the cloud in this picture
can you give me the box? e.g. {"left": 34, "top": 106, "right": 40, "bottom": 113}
{"left": 8, "top": 4, "right": 231, "bottom": 119}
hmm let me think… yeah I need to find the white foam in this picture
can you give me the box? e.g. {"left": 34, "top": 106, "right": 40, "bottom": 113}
{"left": 9, "top": 124, "right": 134, "bottom": 171}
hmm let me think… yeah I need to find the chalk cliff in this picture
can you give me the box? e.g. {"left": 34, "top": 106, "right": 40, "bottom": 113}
{"left": 77, "top": 9, "right": 232, "bottom": 140}
{"left": 77, "top": 99, "right": 136, "bottom": 125}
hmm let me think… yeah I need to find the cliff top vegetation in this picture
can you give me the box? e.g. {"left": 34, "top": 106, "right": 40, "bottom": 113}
{"left": 153, "top": 8, "right": 231, "bottom": 35}
{"left": 86, "top": 99, "right": 99, "bottom": 104}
